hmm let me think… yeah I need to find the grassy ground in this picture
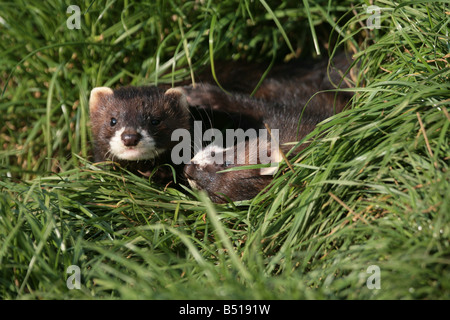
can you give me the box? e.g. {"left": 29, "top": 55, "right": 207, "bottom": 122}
{"left": 0, "top": 0, "right": 449, "bottom": 299}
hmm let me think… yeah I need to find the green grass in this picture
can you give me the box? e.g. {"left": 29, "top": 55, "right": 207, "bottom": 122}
{"left": 1, "top": 0, "right": 449, "bottom": 299}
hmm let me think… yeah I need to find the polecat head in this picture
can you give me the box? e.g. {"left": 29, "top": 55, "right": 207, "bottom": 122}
{"left": 184, "top": 136, "right": 282, "bottom": 203}
{"left": 89, "top": 86, "right": 189, "bottom": 162}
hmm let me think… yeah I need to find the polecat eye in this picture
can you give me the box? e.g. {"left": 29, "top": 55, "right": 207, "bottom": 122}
{"left": 110, "top": 118, "right": 117, "bottom": 126}
{"left": 151, "top": 119, "right": 161, "bottom": 126}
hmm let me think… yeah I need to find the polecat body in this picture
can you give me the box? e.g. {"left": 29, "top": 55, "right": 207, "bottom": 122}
{"left": 183, "top": 54, "right": 353, "bottom": 203}
{"left": 89, "top": 86, "right": 190, "bottom": 184}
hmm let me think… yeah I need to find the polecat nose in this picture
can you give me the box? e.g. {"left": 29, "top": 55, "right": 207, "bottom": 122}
{"left": 121, "top": 132, "right": 142, "bottom": 147}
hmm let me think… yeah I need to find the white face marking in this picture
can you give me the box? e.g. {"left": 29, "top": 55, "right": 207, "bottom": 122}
{"left": 190, "top": 139, "right": 282, "bottom": 176}
{"left": 109, "top": 127, "right": 165, "bottom": 161}
{"left": 190, "top": 144, "right": 234, "bottom": 169}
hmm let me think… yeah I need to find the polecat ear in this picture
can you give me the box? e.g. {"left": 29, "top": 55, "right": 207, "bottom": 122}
{"left": 165, "top": 87, "right": 189, "bottom": 110}
{"left": 89, "top": 87, "right": 114, "bottom": 113}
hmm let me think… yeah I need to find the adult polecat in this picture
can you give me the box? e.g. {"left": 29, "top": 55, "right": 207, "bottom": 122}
{"left": 182, "top": 54, "right": 354, "bottom": 203}
{"left": 89, "top": 86, "right": 190, "bottom": 184}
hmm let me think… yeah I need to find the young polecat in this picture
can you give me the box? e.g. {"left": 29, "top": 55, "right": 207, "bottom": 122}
{"left": 182, "top": 54, "right": 353, "bottom": 203}
{"left": 89, "top": 86, "right": 190, "bottom": 184}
